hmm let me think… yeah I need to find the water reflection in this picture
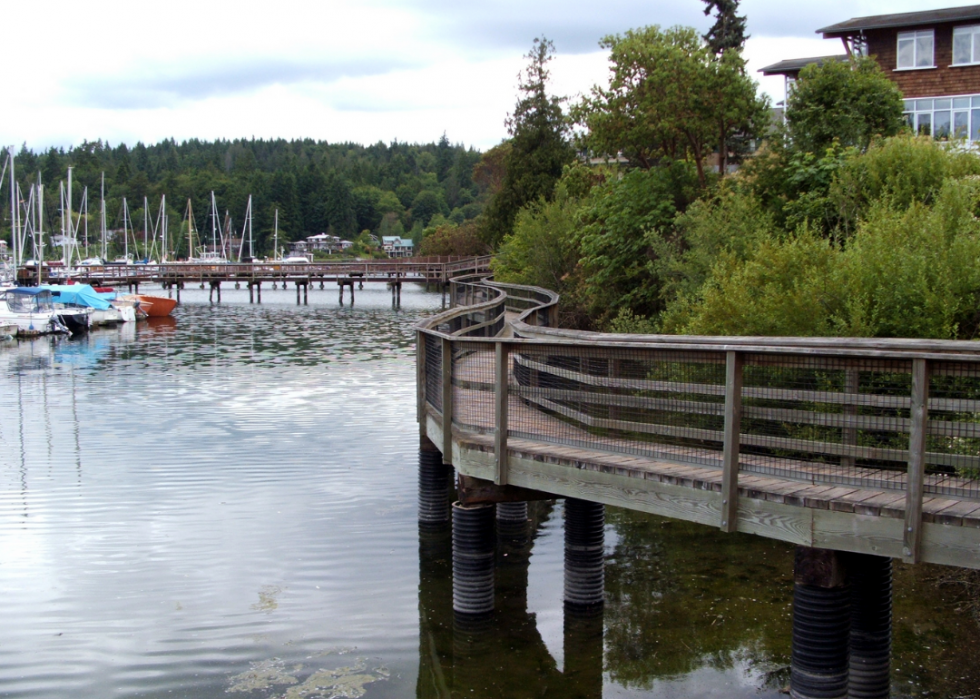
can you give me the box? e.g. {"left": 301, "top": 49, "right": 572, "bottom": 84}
{"left": 0, "top": 284, "right": 978, "bottom": 699}
{"left": 416, "top": 502, "right": 605, "bottom": 699}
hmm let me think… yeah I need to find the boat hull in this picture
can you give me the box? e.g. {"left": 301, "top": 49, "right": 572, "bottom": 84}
{"left": 133, "top": 295, "right": 178, "bottom": 317}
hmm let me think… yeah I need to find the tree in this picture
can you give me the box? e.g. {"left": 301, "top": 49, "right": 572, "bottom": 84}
{"left": 785, "top": 56, "right": 906, "bottom": 154}
{"left": 573, "top": 26, "right": 768, "bottom": 186}
{"left": 702, "top": 0, "right": 747, "bottom": 55}
{"left": 482, "top": 37, "right": 575, "bottom": 247}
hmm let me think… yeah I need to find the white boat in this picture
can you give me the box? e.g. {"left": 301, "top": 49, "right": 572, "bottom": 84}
{"left": 0, "top": 288, "right": 70, "bottom": 336}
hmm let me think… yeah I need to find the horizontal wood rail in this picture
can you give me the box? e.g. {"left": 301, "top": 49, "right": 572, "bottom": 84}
{"left": 417, "top": 277, "right": 980, "bottom": 570}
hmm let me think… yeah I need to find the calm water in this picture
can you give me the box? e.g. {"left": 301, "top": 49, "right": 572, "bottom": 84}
{"left": 0, "top": 283, "right": 977, "bottom": 699}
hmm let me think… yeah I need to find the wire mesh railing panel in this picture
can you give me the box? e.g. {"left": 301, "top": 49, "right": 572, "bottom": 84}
{"left": 509, "top": 345, "right": 728, "bottom": 467}
{"left": 452, "top": 343, "right": 496, "bottom": 436}
{"left": 425, "top": 337, "right": 442, "bottom": 412}
{"left": 925, "top": 361, "right": 980, "bottom": 499}
{"left": 739, "top": 356, "right": 915, "bottom": 491}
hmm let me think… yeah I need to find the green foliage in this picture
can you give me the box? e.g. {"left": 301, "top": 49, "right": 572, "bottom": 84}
{"left": 493, "top": 192, "right": 583, "bottom": 294}
{"left": 663, "top": 177, "right": 980, "bottom": 339}
{"left": 482, "top": 37, "right": 576, "bottom": 247}
{"left": 575, "top": 163, "right": 699, "bottom": 326}
{"left": 839, "top": 179, "right": 980, "bottom": 339}
{"left": 418, "top": 221, "right": 490, "bottom": 257}
{"left": 572, "top": 25, "right": 769, "bottom": 185}
{"left": 663, "top": 225, "right": 842, "bottom": 336}
{"left": 785, "top": 56, "right": 906, "bottom": 154}
{"left": 830, "top": 134, "right": 980, "bottom": 232}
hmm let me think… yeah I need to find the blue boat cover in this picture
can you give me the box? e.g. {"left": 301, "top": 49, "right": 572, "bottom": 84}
{"left": 7, "top": 287, "right": 48, "bottom": 296}
{"left": 42, "top": 284, "right": 113, "bottom": 310}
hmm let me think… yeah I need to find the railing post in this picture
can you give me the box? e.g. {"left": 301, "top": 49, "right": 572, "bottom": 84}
{"left": 720, "top": 351, "right": 743, "bottom": 533}
{"left": 417, "top": 331, "right": 426, "bottom": 439}
{"left": 904, "top": 358, "right": 929, "bottom": 563}
{"left": 441, "top": 337, "right": 454, "bottom": 466}
{"left": 841, "top": 366, "right": 860, "bottom": 469}
{"left": 495, "top": 342, "right": 510, "bottom": 485}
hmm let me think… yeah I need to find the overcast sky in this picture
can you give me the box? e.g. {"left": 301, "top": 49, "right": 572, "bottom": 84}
{"left": 5, "top": 0, "right": 976, "bottom": 152}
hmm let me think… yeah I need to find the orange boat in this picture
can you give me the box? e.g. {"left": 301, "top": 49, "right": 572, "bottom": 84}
{"left": 120, "top": 294, "right": 178, "bottom": 317}
{"left": 135, "top": 295, "right": 178, "bottom": 317}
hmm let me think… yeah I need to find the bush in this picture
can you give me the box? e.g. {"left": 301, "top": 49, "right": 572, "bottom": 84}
{"left": 831, "top": 135, "right": 980, "bottom": 233}
{"left": 418, "top": 222, "right": 490, "bottom": 257}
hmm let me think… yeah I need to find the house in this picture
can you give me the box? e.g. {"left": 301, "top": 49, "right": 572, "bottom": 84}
{"left": 761, "top": 4, "right": 980, "bottom": 139}
{"left": 381, "top": 236, "right": 414, "bottom": 258}
{"left": 306, "top": 232, "right": 343, "bottom": 253}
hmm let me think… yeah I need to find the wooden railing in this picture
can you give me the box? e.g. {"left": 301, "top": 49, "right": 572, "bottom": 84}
{"left": 417, "top": 277, "right": 980, "bottom": 568}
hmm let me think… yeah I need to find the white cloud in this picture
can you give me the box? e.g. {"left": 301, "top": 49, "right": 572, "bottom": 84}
{"left": 5, "top": 0, "right": 978, "bottom": 150}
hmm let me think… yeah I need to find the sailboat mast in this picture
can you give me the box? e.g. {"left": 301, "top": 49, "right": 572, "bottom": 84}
{"left": 144, "top": 196, "right": 149, "bottom": 261}
{"left": 210, "top": 191, "right": 217, "bottom": 257}
{"left": 38, "top": 181, "right": 44, "bottom": 274}
{"left": 123, "top": 197, "right": 129, "bottom": 261}
{"left": 100, "top": 173, "right": 107, "bottom": 260}
{"left": 273, "top": 208, "right": 279, "bottom": 261}
{"left": 161, "top": 194, "right": 167, "bottom": 262}
{"left": 65, "top": 166, "right": 73, "bottom": 265}
{"left": 83, "top": 187, "right": 89, "bottom": 258}
{"left": 186, "top": 198, "right": 194, "bottom": 260}
{"left": 8, "top": 147, "right": 19, "bottom": 267}
{"left": 248, "top": 195, "right": 253, "bottom": 259}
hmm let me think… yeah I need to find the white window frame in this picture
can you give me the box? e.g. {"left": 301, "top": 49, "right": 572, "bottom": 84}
{"left": 953, "top": 25, "right": 980, "bottom": 66}
{"left": 896, "top": 30, "right": 935, "bottom": 70}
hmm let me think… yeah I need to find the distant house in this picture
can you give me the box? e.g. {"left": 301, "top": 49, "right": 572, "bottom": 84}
{"left": 761, "top": 4, "right": 980, "bottom": 139}
{"left": 306, "top": 233, "right": 343, "bottom": 253}
{"left": 381, "top": 236, "right": 414, "bottom": 258}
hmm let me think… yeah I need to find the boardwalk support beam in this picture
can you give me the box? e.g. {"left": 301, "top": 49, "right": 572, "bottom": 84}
{"left": 564, "top": 498, "right": 604, "bottom": 609}
{"left": 848, "top": 553, "right": 892, "bottom": 699}
{"left": 419, "top": 439, "right": 452, "bottom": 527}
{"left": 791, "top": 546, "right": 850, "bottom": 699}
{"left": 452, "top": 501, "right": 495, "bottom": 616}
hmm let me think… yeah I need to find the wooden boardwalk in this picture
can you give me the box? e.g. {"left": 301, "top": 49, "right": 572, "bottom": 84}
{"left": 417, "top": 278, "right": 980, "bottom": 570}
{"left": 46, "top": 255, "right": 492, "bottom": 287}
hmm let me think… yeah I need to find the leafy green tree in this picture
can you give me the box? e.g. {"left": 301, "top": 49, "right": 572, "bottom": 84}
{"left": 785, "top": 56, "right": 906, "bottom": 154}
{"left": 482, "top": 37, "right": 575, "bottom": 247}
{"left": 573, "top": 26, "right": 768, "bottom": 186}
{"left": 411, "top": 189, "right": 448, "bottom": 227}
{"left": 575, "top": 163, "right": 699, "bottom": 326}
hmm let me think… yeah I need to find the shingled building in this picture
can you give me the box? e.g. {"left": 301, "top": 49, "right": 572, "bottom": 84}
{"left": 761, "top": 4, "right": 980, "bottom": 139}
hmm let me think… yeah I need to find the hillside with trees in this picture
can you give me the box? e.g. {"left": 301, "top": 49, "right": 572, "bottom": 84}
{"left": 2, "top": 136, "right": 485, "bottom": 259}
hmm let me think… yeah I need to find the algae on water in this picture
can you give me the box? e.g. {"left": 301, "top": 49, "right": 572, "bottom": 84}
{"left": 227, "top": 650, "right": 389, "bottom": 699}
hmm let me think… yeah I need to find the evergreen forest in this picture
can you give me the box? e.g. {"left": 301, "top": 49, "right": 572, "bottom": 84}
{"left": 2, "top": 136, "right": 485, "bottom": 259}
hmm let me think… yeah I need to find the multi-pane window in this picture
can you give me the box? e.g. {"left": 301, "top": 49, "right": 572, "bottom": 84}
{"left": 897, "top": 30, "right": 935, "bottom": 68}
{"left": 953, "top": 25, "right": 980, "bottom": 64}
{"left": 903, "top": 96, "right": 980, "bottom": 140}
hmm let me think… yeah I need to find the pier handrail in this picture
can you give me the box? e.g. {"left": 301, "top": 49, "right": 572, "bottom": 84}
{"left": 417, "top": 275, "right": 980, "bottom": 568}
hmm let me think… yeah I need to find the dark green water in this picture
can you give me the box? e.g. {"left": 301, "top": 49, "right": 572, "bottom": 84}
{"left": 0, "top": 283, "right": 977, "bottom": 698}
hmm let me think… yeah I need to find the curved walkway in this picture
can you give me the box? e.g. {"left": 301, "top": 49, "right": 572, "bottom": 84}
{"left": 416, "top": 277, "right": 980, "bottom": 570}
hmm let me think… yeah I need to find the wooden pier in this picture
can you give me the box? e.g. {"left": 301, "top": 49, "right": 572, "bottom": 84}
{"left": 59, "top": 255, "right": 492, "bottom": 289}
{"left": 416, "top": 276, "right": 980, "bottom": 570}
